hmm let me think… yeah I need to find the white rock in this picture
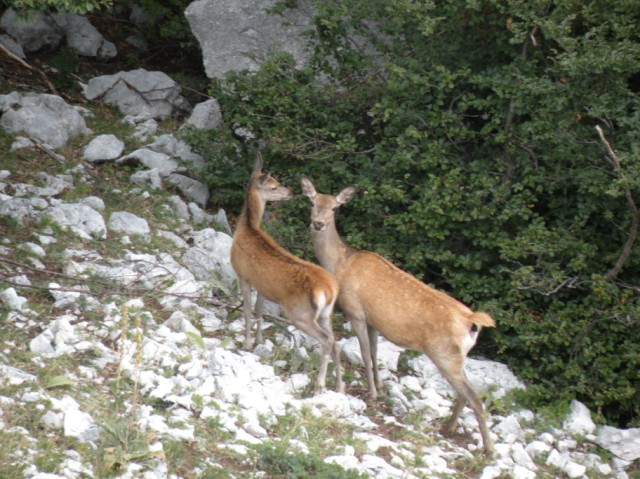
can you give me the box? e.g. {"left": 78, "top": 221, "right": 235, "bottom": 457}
{"left": 0, "top": 287, "right": 28, "bottom": 310}
{"left": 18, "top": 241, "right": 46, "bottom": 257}
{"left": 108, "top": 211, "right": 150, "bottom": 235}
{"left": 511, "top": 443, "right": 537, "bottom": 470}
{"left": 557, "top": 438, "right": 578, "bottom": 452}
{"left": 0, "top": 364, "right": 37, "bottom": 385}
{"left": 564, "top": 461, "right": 587, "bottom": 478}
{"left": 361, "top": 454, "right": 405, "bottom": 477}
{"left": 286, "top": 373, "right": 311, "bottom": 393}
{"left": 164, "top": 311, "right": 201, "bottom": 335}
{"left": 479, "top": 464, "right": 503, "bottom": 479}
{"left": 596, "top": 425, "right": 640, "bottom": 462}
{"left": 156, "top": 230, "right": 188, "bottom": 248}
{"left": 563, "top": 400, "right": 596, "bottom": 436}
{"left": 45, "top": 203, "right": 106, "bottom": 240}
{"left": 30, "top": 329, "right": 56, "bottom": 355}
{"left": 41, "top": 410, "right": 63, "bottom": 429}
{"left": 235, "top": 427, "right": 262, "bottom": 445}
{"left": 340, "top": 336, "right": 404, "bottom": 371}
{"left": 80, "top": 196, "right": 105, "bottom": 211}
{"left": 525, "top": 440, "right": 551, "bottom": 459}
{"left": 493, "top": 415, "right": 525, "bottom": 443}
{"left": 545, "top": 448, "right": 565, "bottom": 468}
{"left": 82, "top": 134, "right": 124, "bottom": 162}
{"left": 511, "top": 465, "right": 536, "bottom": 479}
{"left": 64, "top": 408, "right": 100, "bottom": 442}
{"left": 184, "top": 98, "right": 223, "bottom": 130}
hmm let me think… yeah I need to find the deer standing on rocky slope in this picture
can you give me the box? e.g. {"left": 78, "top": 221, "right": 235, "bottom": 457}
{"left": 230, "top": 156, "right": 343, "bottom": 394}
{"left": 301, "top": 177, "right": 496, "bottom": 454}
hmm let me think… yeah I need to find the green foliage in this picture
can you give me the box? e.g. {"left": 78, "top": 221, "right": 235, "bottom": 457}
{"left": 255, "top": 441, "right": 368, "bottom": 479}
{"left": 2, "top": 0, "right": 110, "bottom": 14}
{"left": 189, "top": 0, "right": 640, "bottom": 426}
{"left": 132, "top": 0, "right": 199, "bottom": 51}
{"left": 48, "top": 47, "right": 79, "bottom": 91}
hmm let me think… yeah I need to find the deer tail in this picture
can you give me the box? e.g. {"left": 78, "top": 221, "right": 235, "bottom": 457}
{"left": 471, "top": 312, "right": 496, "bottom": 329}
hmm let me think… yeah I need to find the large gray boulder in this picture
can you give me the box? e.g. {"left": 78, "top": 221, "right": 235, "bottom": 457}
{"left": 84, "top": 69, "right": 188, "bottom": 119}
{"left": 185, "top": 0, "right": 315, "bottom": 79}
{"left": 0, "top": 93, "right": 91, "bottom": 149}
{"left": 0, "top": 8, "right": 64, "bottom": 52}
{"left": 52, "top": 13, "right": 117, "bottom": 59}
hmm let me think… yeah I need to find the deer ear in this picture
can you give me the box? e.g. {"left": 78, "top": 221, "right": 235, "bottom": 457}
{"left": 258, "top": 172, "right": 272, "bottom": 185}
{"left": 300, "top": 176, "right": 317, "bottom": 199}
{"left": 252, "top": 152, "right": 263, "bottom": 174}
{"left": 336, "top": 185, "right": 357, "bottom": 205}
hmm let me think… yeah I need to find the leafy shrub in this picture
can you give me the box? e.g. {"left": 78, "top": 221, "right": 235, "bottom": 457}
{"left": 256, "top": 441, "right": 367, "bottom": 479}
{"left": 2, "top": 0, "right": 111, "bottom": 14}
{"left": 188, "top": 0, "right": 640, "bottom": 426}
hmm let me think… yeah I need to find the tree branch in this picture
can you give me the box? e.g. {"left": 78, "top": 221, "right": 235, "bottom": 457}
{"left": 596, "top": 125, "right": 640, "bottom": 281}
{"left": 0, "top": 42, "right": 59, "bottom": 95}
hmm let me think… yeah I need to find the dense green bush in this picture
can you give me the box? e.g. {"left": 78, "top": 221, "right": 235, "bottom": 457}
{"left": 189, "top": 0, "right": 640, "bottom": 426}
{"left": 1, "top": 0, "right": 111, "bottom": 14}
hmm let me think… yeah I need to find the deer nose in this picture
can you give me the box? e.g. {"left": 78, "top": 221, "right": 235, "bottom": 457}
{"left": 312, "top": 221, "right": 324, "bottom": 231}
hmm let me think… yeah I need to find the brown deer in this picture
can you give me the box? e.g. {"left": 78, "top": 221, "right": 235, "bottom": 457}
{"left": 301, "top": 176, "right": 496, "bottom": 454}
{"left": 230, "top": 156, "right": 344, "bottom": 394}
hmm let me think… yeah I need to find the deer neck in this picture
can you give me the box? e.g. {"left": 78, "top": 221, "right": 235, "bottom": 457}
{"left": 311, "top": 219, "right": 352, "bottom": 275}
{"left": 239, "top": 187, "right": 266, "bottom": 231}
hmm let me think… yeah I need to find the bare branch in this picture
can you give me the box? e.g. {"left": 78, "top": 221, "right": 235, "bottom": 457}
{"left": 0, "top": 42, "right": 59, "bottom": 95}
{"left": 596, "top": 125, "right": 640, "bottom": 281}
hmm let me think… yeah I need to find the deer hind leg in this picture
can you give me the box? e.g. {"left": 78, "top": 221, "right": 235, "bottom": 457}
{"left": 239, "top": 278, "right": 255, "bottom": 350}
{"left": 254, "top": 293, "right": 265, "bottom": 345}
{"left": 318, "top": 303, "right": 343, "bottom": 393}
{"left": 443, "top": 394, "right": 466, "bottom": 433}
{"left": 351, "top": 316, "right": 377, "bottom": 399}
{"left": 433, "top": 354, "right": 494, "bottom": 456}
{"left": 287, "top": 307, "right": 335, "bottom": 394}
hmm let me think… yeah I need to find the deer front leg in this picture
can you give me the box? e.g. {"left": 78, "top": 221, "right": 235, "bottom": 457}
{"left": 351, "top": 316, "right": 378, "bottom": 399}
{"left": 239, "top": 279, "right": 254, "bottom": 350}
{"left": 254, "top": 293, "right": 265, "bottom": 345}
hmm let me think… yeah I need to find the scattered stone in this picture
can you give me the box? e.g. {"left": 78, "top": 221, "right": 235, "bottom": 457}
{"left": 82, "top": 134, "right": 125, "bottom": 162}
{"left": 183, "top": 98, "right": 223, "bottom": 129}
{"left": 596, "top": 425, "right": 640, "bottom": 462}
{"left": 562, "top": 400, "right": 596, "bottom": 436}
{"left": 45, "top": 203, "right": 107, "bottom": 240}
{"left": 166, "top": 173, "right": 210, "bottom": 207}
{"left": 51, "top": 12, "right": 117, "bottom": 59}
{"left": 0, "top": 93, "right": 91, "bottom": 148}
{"left": 108, "top": 211, "right": 150, "bottom": 235}
{"left": 0, "top": 287, "right": 29, "bottom": 311}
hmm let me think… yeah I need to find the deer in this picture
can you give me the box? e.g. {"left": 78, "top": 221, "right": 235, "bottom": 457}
{"left": 230, "top": 155, "right": 344, "bottom": 394}
{"left": 301, "top": 176, "right": 496, "bottom": 455}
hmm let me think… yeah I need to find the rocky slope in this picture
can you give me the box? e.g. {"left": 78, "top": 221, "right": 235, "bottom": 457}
{"left": 0, "top": 5, "right": 639, "bottom": 478}
{"left": 1, "top": 91, "right": 639, "bottom": 479}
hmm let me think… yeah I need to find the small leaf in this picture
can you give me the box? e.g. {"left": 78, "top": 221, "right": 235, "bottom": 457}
{"left": 44, "top": 375, "right": 76, "bottom": 389}
{"left": 186, "top": 331, "right": 206, "bottom": 351}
